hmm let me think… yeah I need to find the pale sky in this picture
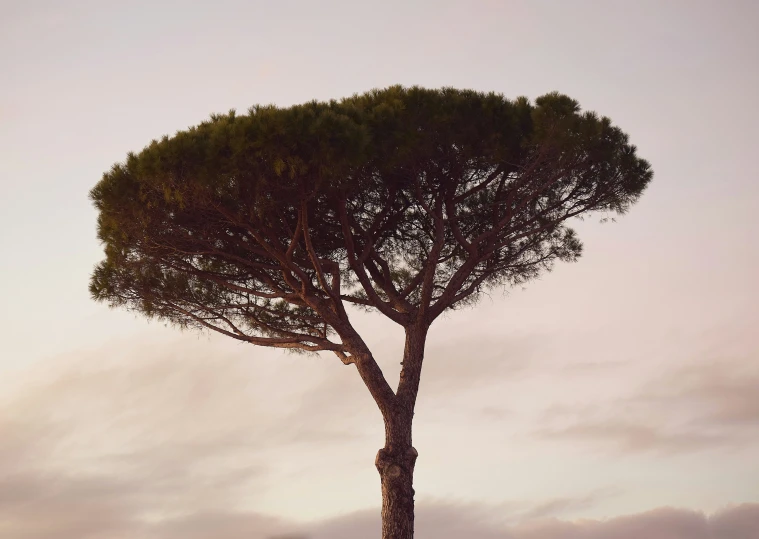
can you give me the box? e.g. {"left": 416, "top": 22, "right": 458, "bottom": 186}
{"left": 1, "top": 1, "right": 758, "bottom": 537}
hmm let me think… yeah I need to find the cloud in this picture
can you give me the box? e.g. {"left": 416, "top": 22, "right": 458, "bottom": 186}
{"left": 506, "top": 505, "right": 759, "bottom": 539}
{"left": 304, "top": 503, "right": 508, "bottom": 539}
{"left": 535, "top": 355, "right": 759, "bottom": 454}
{"left": 3, "top": 475, "right": 758, "bottom": 539}
{"left": 0, "top": 339, "right": 359, "bottom": 538}
{"left": 660, "top": 359, "right": 759, "bottom": 427}
{"left": 304, "top": 504, "right": 759, "bottom": 539}
{"left": 152, "top": 511, "right": 295, "bottom": 539}
{"left": 538, "top": 420, "right": 728, "bottom": 454}
{"left": 709, "top": 503, "right": 759, "bottom": 539}
{"left": 1, "top": 340, "right": 758, "bottom": 538}
{"left": 513, "top": 489, "right": 620, "bottom": 521}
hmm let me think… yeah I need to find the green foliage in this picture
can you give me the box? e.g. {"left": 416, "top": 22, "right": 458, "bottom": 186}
{"left": 90, "top": 86, "right": 652, "bottom": 349}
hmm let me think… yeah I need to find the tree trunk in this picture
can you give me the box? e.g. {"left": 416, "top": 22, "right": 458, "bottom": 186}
{"left": 376, "top": 423, "right": 417, "bottom": 539}
{"left": 375, "top": 324, "right": 427, "bottom": 538}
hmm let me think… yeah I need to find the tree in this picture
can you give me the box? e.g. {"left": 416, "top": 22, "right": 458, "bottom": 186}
{"left": 89, "top": 86, "right": 652, "bottom": 539}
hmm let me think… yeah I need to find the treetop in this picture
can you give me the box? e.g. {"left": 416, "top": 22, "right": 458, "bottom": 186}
{"left": 90, "top": 85, "right": 652, "bottom": 355}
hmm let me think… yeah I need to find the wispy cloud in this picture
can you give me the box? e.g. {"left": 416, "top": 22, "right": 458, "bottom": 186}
{"left": 513, "top": 488, "right": 621, "bottom": 522}
{"left": 505, "top": 504, "right": 759, "bottom": 539}
{"left": 2, "top": 335, "right": 757, "bottom": 536}
{"left": 535, "top": 355, "right": 759, "bottom": 454}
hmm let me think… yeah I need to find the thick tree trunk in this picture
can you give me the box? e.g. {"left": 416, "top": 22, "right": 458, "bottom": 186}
{"left": 376, "top": 425, "right": 417, "bottom": 539}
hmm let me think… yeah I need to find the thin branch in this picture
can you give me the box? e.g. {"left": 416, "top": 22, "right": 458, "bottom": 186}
{"left": 337, "top": 199, "right": 406, "bottom": 325}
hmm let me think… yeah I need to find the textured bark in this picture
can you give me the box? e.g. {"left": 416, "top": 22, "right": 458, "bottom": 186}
{"left": 375, "top": 324, "right": 428, "bottom": 539}
{"left": 376, "top": 441, "right": 417, "bottom": 539}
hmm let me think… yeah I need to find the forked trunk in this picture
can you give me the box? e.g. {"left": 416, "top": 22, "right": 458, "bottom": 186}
{"left": 375, "top": 324, "right": 427, "bottom": 538}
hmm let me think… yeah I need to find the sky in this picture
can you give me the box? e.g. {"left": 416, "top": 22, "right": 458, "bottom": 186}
{"left": 1, "top": 0, "right": 758, "bottom": 537}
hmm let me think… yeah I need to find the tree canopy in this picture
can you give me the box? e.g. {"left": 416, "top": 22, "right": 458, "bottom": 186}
{"left": 90, "top": 86, "right": 652, "bottom": 360}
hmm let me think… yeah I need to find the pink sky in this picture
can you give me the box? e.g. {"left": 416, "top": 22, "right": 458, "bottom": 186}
{"left": 1, "top": 1, "right": 758, "bottom": 537}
